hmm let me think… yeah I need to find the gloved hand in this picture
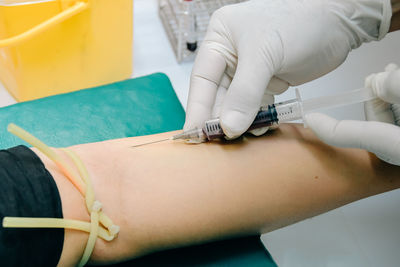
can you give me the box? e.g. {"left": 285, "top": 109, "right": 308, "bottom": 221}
{"left": 184, "top": 0, "right": 392, "bottom": 139}
{"left": 306, "top": 64, "right": 400, "bottom": 166}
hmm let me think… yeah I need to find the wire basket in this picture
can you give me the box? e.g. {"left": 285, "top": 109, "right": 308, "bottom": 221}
{"left": 158, "top": 0, "right": 245, "bottom": 62}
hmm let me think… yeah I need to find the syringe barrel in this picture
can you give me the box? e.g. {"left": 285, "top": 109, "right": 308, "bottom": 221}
{"left": 274, "top": 100, "right": 303, "bottom": 122}
{"left": 248, "top": 105, "right": 279, "bottom": 131}
{"left": 247, "top": 100, "right": 302, "bottom": 131}
{"left": 202, "top": 100, "right": 303, "bottom": 141}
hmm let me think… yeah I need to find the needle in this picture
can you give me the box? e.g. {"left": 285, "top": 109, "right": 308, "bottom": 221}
{"left": 131, "top": 138, "right": 171, "bottom": 148}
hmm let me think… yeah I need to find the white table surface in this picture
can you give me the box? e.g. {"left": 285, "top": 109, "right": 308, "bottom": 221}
{"left": 1, "top": 1, "right": 399, "bottom": 266}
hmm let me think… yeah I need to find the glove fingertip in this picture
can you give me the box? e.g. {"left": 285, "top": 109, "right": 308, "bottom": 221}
{"left": 183, "top": 119, "right": 204, "bottom": 132}
{"left": 249, "top": 127, "right": 269, "bottom": 137}
{"left": 304, "top": 113, "right": 327, "bottom": 129}
{"left": 183, "top": 122, "right": 192, "bottom": 132}
{"left": 221, "top": 110, "right": 254, "bottom": 139}
{"left": 384, "top": 63, "right": 399, "bottom": 72}
{"left": 304, "top": 113, "right": 339, "bottom": 143}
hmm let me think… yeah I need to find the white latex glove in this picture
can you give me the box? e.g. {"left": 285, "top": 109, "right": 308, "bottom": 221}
{"left": 306, "top": 64, "right": 400, "bottom": 166}
{"left": 184, "top": 0, "right": 392, "bottom": 139}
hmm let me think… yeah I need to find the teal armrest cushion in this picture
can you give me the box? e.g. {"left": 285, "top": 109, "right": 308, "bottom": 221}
{"left": 0, "top": 73, "right": 185, "bottom": 149}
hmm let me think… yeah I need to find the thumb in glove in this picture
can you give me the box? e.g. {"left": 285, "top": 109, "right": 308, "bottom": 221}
{"left": 305, "top": 63, "right": 400, "bottom": 166}
{"left": 305, "top": 113, "right": 400, "bottom": 166}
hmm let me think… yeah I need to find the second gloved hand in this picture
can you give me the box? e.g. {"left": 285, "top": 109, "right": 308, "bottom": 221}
{"left": 184, "top": 0, "right": 392, "bottom": 139}
{"left": 306, "top": 64, "right": 400, "bottom": 166}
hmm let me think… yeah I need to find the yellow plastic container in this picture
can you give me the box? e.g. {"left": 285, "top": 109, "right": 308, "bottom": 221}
{"left": 0, "top": 0, "right": 133, "bottom": 102}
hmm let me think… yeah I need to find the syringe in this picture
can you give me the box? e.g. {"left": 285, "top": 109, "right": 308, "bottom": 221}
{"left": 172, "top": 87, "right": 377, "bottom": 143}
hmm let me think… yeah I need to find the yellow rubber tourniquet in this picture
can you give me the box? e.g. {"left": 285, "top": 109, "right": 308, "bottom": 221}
{"left": 2, "top": 123, "right": 119, "bottom": 266}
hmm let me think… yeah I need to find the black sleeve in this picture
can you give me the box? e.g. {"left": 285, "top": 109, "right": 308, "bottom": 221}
{"left": 0, "top": 145, "right": 64, "bottom": 267}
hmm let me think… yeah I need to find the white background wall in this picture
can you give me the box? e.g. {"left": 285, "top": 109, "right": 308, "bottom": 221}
{"left": 1, "top": 0, "right": 399, "bottom": 266}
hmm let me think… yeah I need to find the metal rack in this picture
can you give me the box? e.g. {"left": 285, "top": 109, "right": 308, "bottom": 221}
{"left": 158, "top": 0, "right": 245, "bottom": 62}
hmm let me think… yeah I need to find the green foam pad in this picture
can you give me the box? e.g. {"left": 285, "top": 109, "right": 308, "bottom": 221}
{"left": 0, "top": 73, "right": 277, "bottom": 267}
{"left": 0, "top": 73, "right": 185, "bottom": 149}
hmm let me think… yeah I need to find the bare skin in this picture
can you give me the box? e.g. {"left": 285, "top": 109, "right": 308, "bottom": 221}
{"left": 30, "top": 124, "right": 400, "bottom": 266}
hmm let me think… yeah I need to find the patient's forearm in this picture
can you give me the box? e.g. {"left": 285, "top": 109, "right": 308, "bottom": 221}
{"left": 33, "top": 124, "right": 400, "bottom": 266}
